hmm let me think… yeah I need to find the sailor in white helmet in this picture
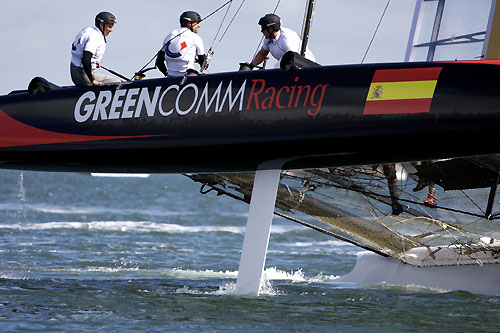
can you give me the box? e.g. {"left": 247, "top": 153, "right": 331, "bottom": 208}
{"left": 155, "top": 11, "right": 206, "bottom": 77}
{"left": 250, "top": 13, "right": 315, "bottom": 68}
{"left": 70, "top": 12, "right": 120, "bottom": 87}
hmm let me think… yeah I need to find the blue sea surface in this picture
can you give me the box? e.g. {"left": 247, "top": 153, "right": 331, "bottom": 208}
{"left": 0, "top": 170, "right": 499, "bottom": 331}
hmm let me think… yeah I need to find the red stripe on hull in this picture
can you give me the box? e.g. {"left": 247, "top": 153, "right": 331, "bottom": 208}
{"left": 363, "top": 98, "right": 433, "bottom": 115}
{"left": 372, "top": 67, "right": 442, "bottom": 83}
{"left": 0, "top": 109, "right": 171, "bottom": 148}
{"left": 440, "top": 60, "right": 500, "bottom": 65}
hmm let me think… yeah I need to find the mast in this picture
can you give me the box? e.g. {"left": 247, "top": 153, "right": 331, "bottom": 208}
{"left": 300, "top": 0, "right": 316, "bottom": 56}
{"left": 483, "top": 0, "right": 500, "bottom": 59}
{"left": 405, "top": 0, "right": 494, "bottom": 62}
{"left": 426, "top": 0, "right": 445, "bottom": 61}
{"left": 404, "top": 0, "right": 423, "bottom": 62}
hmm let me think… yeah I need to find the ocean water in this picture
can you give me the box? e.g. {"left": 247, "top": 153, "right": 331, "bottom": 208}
{"left": 0, "top": 170, "right": 499, "bottom": 332}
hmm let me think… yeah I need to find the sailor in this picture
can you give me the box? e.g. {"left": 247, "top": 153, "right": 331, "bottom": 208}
{"left": 412, "top": 161, "right": 437, "bottom": 207}
{"left": 155, "top": 11, "right": 206, "bottom": 77}
{"left": 383, "top": 163, "right": 404, "bottom": 215}
{"left": 70, "top": 12, "right": 120, "bottom": 87}
{"left": 249, "top": 13, "right": 315, "bottom": 68}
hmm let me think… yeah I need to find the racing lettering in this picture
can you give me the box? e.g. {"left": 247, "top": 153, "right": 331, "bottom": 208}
{"left": 220, "top": 80, "right": 247, "bottom": 112}
{"left": 93, "top": 90, "right": 112, "bottom": 121}
{"left": 122, "top": 88, "right": 140, "bottom": 119}
{"left": 74, "top": 91, "right": 96, "bottom": 123}
{"left": 109, "top": 89, "right": 127, "bottom": 120}
{"left": 158, "top": 85, "right": 179, "bottom": 117}
{"left": 73, "top": 77, "right": 329, "bottom": 123}
{"left": 136, "top": 87, "right": 161, "bottom": 118}
{"left": 246, "top": 76, "right": 329, "bottom": 116}
{"left": 196, "top": 81, "right": 224, "bottom": 114}
{"left": 176, "top": 84, "right": 198, "bottom": 116}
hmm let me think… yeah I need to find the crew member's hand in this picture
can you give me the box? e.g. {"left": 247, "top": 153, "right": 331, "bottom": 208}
{"left": 92, "top": 80, "right": 103, "bottom": 86}
{"left": 96, "top": 62, "right": 101, "bottom": 68}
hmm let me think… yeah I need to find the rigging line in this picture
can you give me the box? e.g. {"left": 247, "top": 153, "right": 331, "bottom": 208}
{"left": 273, "top": 210, "right": 390, "bottom": 258}
{"left": 252, "top": 37, "right": 265, "bottom": 61}
{"left": 361, "top": 0, "right": 391, "bottom": 64}
{"left": 133, "top": 0, "right": 233, "bottom": 77}
{"left": 289, "top": 170, "right": 492, "bottom": 220}
{"left": 252, "top": 0, "right": 282, "bottom": 59}
{"left": 361, "top": 194, "right": 422, "bottom": 248}
{"left": 209, "top": 0, "right": 233, "bottom": 49}
{"left": 189, "top": 174, "right": 388, "bottom": 257}
{"left": 205, "top": 0, "right": 247, "bottom": 72}
{"left": 432, "top": 162, "right": 487, "bottom": 216}
{"left": 201, "top": 0, "right": 234, "bottom": 23}
{"left": 213, "top": 0, "right": 247, "bottom": 49}
{"left": 459, "top": 188, "right": 486, "bottom": 215}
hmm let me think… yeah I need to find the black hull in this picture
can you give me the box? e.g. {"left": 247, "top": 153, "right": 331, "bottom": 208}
{"left": 1, "top": 61, "right": 500, "bottom": 172}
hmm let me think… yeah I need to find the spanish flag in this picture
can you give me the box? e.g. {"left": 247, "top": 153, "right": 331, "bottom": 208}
{"left": 363, "top": 67, "right": 442, "bottom": 115}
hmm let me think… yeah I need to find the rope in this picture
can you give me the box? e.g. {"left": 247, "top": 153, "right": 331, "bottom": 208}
{"left": 201, "top": 0, "right": 234, "bottom": 23}
{"left": 209, "top": 1, "right": 233, "bottom": 50}
{"left": 201, "top": 1, "right": 233, "bottom": 74}
{"left": 203, "top": 0, "right": 248, "bottom": 72}
{"left": 211, "top": 0, "right": 247, "bottom": 50}
{"left": 189, "top": 174, "right": 388, "bottom": 257}
{"left": 361, "top": 0, "right": 391, "bottom": 64}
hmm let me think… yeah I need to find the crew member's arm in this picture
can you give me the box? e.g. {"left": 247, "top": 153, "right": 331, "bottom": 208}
{"left": 82, "top": 51, "right": 101, "bottom": 85}
{"left": 195, "top": 36, "right": 206, "bottom": 70}
{"left": 155, "top": 50, "right": 168, "bottom": 76}
{"left": 250, "top": 48, "right": 269, "bottom": 67}
{"left": 196, "top": 54, "right": 206, "bottom": 67}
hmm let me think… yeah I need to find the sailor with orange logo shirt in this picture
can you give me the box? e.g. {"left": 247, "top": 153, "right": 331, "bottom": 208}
{"left": 155, "top": 11, "right": 206, "bottom": 77}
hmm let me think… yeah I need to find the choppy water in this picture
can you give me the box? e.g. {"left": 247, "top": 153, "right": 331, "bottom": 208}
{"left": 0, "top": 170, "right": 499, "bottom": 331}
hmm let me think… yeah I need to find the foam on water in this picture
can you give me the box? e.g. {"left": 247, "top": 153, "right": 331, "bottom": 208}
{"left": 0, "top": 221, "right": 246, "bottom": 234}
{"left": 284, "top": 240, "right": 355, "bottom": 247}
{"left": 0, "top": 274, "right": 28, "bottom": 280}
{"left": 5, "top": 204, "right": 205, "bottom": 218}
{"left": 4, "top": 264, "right": 338, "bottom": 286}
{"left": 170, "top": 268, "right": 238, "bottom": 279}
{"left": 0, "top": 220, "right": 305, "bottom": 235}
{"left": 175, "top": 279, "right": 283, "bottom": 296}
{"left": 264, "top": 266, "right": 339, "bottom": 282}
{"left": 167, "top": 266, "right": 338, "bottom": 283}
{"left": 63, "top": 267, "right": 139, "bottom": 273}
{"left": 172, "top": 267, "right": 339, "bottom": 296}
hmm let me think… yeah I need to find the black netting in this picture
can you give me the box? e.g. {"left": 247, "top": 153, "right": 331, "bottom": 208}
{"left": 187, "top": 155, "right": 500, "bottom": 266}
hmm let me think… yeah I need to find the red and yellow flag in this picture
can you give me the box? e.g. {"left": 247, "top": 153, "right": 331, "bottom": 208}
{"left": 363, "top": 67, "right": 442, "bottom": 115}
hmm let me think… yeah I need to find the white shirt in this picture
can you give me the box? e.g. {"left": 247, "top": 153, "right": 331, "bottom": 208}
{"left": 262, "top": 27, "right": 315, "bottom": 62}
{"left": 161, "top": 28, "right": 205, "bottom": 77}
{"left": 71, "top": 26, "right": 106, "bottom": 69}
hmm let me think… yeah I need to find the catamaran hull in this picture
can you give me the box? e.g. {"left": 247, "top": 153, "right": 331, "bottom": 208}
{"left": 1, "top": 61, "right": 500, "bottom": 172}
{"left": 338, "top": 251, "right": 500, "bottom": 296}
